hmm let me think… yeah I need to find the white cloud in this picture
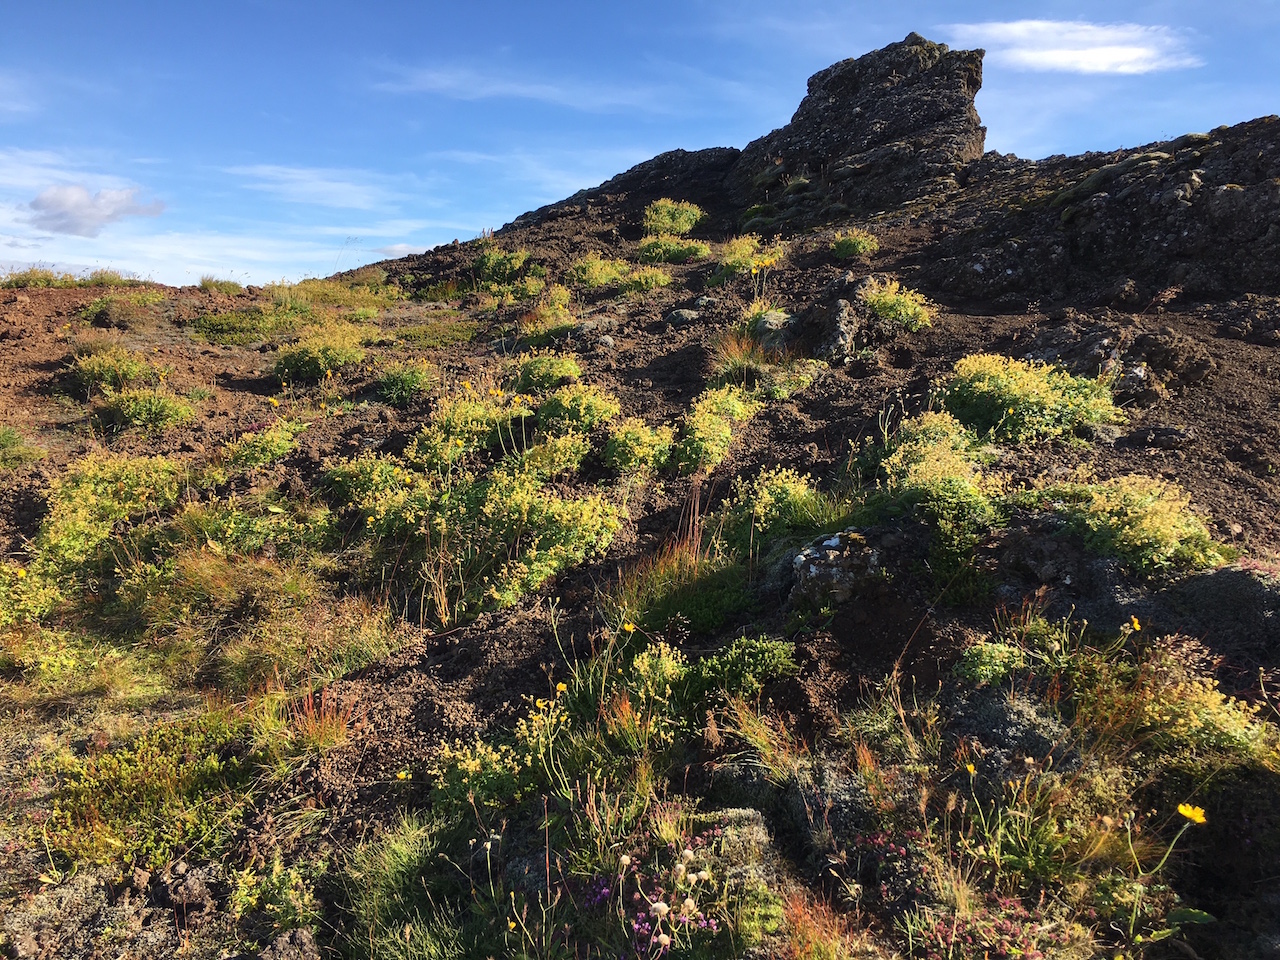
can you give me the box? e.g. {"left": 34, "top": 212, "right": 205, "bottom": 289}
{"left": 0, "top": 71, "right": 36, "bottom": 117}
{"left": 374, "top": 243, "right": 422, "bottom": 258}
{"left": 226, "top": 165, "right": 398, "bottom": 210}
{"left": 944, "top": 20, "right": 1202, "bottom": 74}
{"left": 376, "top": 64, "right": 676, "bottom": 114}
{"left": 25, "top": 184, "right": 163, "bottom": 237}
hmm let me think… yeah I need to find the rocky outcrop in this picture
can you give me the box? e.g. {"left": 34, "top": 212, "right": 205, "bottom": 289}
{"left": 727, "top": 32, "right": 986, "bottom": 218}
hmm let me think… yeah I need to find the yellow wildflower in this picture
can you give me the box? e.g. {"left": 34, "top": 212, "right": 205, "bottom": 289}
{"left": 556, "top": 682, "right": 567, "bottom": 693}
{"left": 622, "top": 622, "right": 636, "bottom": 633}
{"left": 1130, "top": 615, "right": 1141, "bottom": 632}
{"left": 1177, "top": 803, "right": 1206, "bottom": 824}
{"left": 15, "top": 568, "right": 27, "bottom": 579}
{"left": 965, "top": 763, "right": 976, "bottom": 775}
{"left": 268, "top": 397, "right": 280, "bottom": 407}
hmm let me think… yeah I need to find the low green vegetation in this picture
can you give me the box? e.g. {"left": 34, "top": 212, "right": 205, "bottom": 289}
{"left": 199, "top": 275, "right": 244, "bottom": 295}
{"left": 568, "top": 254, "right": 630, "bottom": 288}
{"left": 859, "top": 276, "right": 932, "bottom": 331}
{"left": 0, "top": 425, "right": 44, "bottom": 470}
{"left": 710, "top": 235, "right": 786, "bottom": 287}
{"left": 376, "top": 359, "right": 434, "bottom": 407}
{"left": 78, "top": 290, "right": 165, "bottom": 328}
{"left": 1020, "top": 475, "right": 1232, "bottom": 574}
{"left": 511, "top": 352, "right": 581, "bottom": 393}
{"left": 674, "top": 385, "right": 762, "bottom": 474}
{"left": 396, "top": 313, "right": 478, "bottom": 348}
{"left": 722, "top": 467, "right": 843, "bottom": 556}
{"left": 518, "top": 283, "right": 576, "bottom": 340}
{"left": 639, "top": 233, "right": 711, "bottom": 264}
{"left": 274, "top": 324, "right": 368, "bottom": 382}
{"left": 619, "top": 264, "right": 672, "bottom": 294}
{"left": 70, "top": 342, "right": 151, "bottom": 396}
{"left": 226, "top": 419, "right": 307, "bottom": 469}
{"left": 194, "top": 305, "right": 303, "bottom": 345}
{"left": 642, "top": 197, "right": 705, "bottom": 236}
{"left": 941, "top": 353, "right": 1123, "bottom": 442}
{"left": 100, "top": 387, "right": 197, "bottom": 433}
{"left": 538, "top": 383, "right": 622, "bottom": 434}
{"left": 830, "top": 228, "right": 879, "bottom": 259}
{"left": 605, "top": 418, "right": 673, "bottom": 474}
{"left": 0, "top": 267, "right": 135, "bottom": 289}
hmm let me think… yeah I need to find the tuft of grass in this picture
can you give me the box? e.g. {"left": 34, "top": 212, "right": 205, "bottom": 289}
{"left": 859, "top": 277, "right": 932, "bottom": 332}
{"left": 1025, "top": 475, "right": 1232, "bottom": 574}
{"left": 70, "top": 343, "right": 151, "bottom": 396}
{"left": 567, "top": 255, "right": 629, "bottom": 289}
{"left": 274, "top": 324, "right": 368, "bottom": 382}
{"left": 638, "top": 234, "right": 711, "bottom": 264}
{"left": 0, "top": 426, "right": 44, "bottom": 470}
{"left": 941, "top": 353, "right": 1122, "bottom": 443}
{"left": 643, "top": 198, "right": 705, "bottom": 236}
{"left": 605, "top": 418, "right": 674, "bottom": 474}
{"left": 226, "top": 419, "right": 307, "bottom": 469}
{"left": 619, "top": 264, "right": 672, "bottom": 294}
{"left": 199, "top": 275, "right": 244, "bottom": 295}
{"left": 830, "top": 228, "right": 879, "bottom": 260}
{"left": 377, "top": 360, "right": 435, "bottom": 407}
{"left": 512, "top": 352, "right": 581, "bottom": 394}
{"left": 673, "top": 385, "right": 762, "bottom": 474}
{"left": 538, "top": 383, "right": 622, "bottom": 435}
{"left": 78, "top": 290, "right": 165, "bottom": 329}
{"left": 101, "top": 388, "right": 197, "bottom": 433}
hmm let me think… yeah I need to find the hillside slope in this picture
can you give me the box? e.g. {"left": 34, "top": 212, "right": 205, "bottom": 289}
{"left": 2, "top": 32, "right": 1280, "bottom": 960}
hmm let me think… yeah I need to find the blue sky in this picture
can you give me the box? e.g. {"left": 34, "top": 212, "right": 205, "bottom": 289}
{"left": 2, "top": 1, "right": 1277, "bottom": 284}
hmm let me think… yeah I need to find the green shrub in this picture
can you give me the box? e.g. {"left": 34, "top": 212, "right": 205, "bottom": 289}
{"left": 472, "top": 246, "right": 529, "bottom": 286}
{"left": 941, "top": 353, "right": 1122, "bottom": 443}
{"left": 101, "top": 388, "right": 197, "bottom": 433}
{"left": 0, "top": 561, "right": 60, "bottom": 627}
{"left": 638, "top": 234, "right": 711, "bottom": 264}
{"left": 643, "top": 198, "right": 705, "bottom": 236}
{"left": 710, "top": 235, "right": 786, "bottom": 286}
{"left": 619, "top": 265, "right": 672, "bottom": 294}
{"left": 226, "top": 420, "right": 307, "bottom": 468}
{"left": 685, "top": 635, "right": 799, "bottom": 703}
{"left": 538, "top": 384, "right": 621, "bottom": 435}
{"left": 519, "top": 433, "right": 591, "bottom": 479}
{"left": 198, "top": 275, "right": 244, "bottom": 295}
{"left": 567, "top": 255, "right": 629, "bottom": 288}
{"left": 518, "top": 284, "right": 576, "bottom": 340}
{"left": 70, "top": 344, "right": 151, "bottom": 395}
{"left": 954, "top": 641, "right": 1027, "bottom": 685}
{"left": 0, "top": 425, "right": 44, "bottom": 470}
{"left": 673, "top": 385, "right": 761, "bottom": 473}
{"left": 39, "top": 453, "right": 186, "bottom": 571}
{"left": 512, "top": 353, "right": 581, "bottom": 393}
{"left": 722, "top": 467, "right": 842, "bottom": 555}
{"left": 1030, "top": 475, "right": 1231, "bottom": 574}
{"left": 859, "top": 277, "right": 931, "bottom": 332}
{"left": 411, "top": 391, "right": 536, "bottom": 467}
{"left": 831, "top": 229, "right": 879, "bottom": 259}
{"left": 378, "top": 360, "right": 434, "bottom": 407}
{"left": 604, "top": 418, "right": 674, "bottom": 473}
{"left": 45, "top": 710, "right": 256, "bottom": 868}
{"left": 274, "top": 325, "right": 367, "bottom": 382}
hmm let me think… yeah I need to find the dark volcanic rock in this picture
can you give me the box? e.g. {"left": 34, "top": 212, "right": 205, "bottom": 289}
{"left": 728, "top": 32, "right": 986, "bottom": 217}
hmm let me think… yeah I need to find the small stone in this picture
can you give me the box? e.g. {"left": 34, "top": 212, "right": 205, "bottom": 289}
{"left": 667, "top": 309, "right": 700, "bottom": 326}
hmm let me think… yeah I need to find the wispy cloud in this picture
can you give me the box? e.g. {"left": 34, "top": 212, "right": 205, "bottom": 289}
{"left": 944, "top": 20, "right": 1202, "bottom": 74}
{"left": 0, "top": 71, "right": 36, "bottom": 117}
{"left": 25, "top": 185, "right": 163, "bottom": 237}
{"left": 376, "top": 64, "right": 676, "bottom": 114}
{"left": 226, "top": 164, "right": 401, "bottom": 210}
{"left": 374, "top": 243, "right": 423, "bottom": 258}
